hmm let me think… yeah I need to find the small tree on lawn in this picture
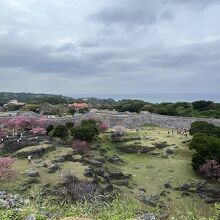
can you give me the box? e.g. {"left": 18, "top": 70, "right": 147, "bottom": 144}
{"left": 0, "top": 157, "right": 16, "bottom": 181}
{"left": 72, "top": 140, "right": 88, "bottom": 153}
{"left": 199, "top": 160, "right": 220, "bottom": 180}
{"left": 99, "top": 122, "right": 109, "bottom": 133}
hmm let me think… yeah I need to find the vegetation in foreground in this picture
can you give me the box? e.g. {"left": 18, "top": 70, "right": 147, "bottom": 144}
{"left": 0, "top": 114, "right": 220, "bottom": 219}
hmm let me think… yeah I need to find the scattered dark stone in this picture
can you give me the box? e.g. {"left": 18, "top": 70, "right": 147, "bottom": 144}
{"left": 154, "top": 142, "right": 168, "bottom": 149}
{"left": 139, "top": 188, "right": 146, "bottom": 192}
{"left": 164, "top": 182, "right": 172, "bottom": 189}
{"left": 107, "top": 155, "right": 125, "bottom": 164}
{"left": 182, "top": 191, "right": 191, "bottom": 197}
{"left": 137, "top": 213, "right": 156, "bottom": 220}
{"left": 47, "top": 163, "right": 60, "bottom": 173}
{"left": 166, "top": 149, "right": 174, "bottom": 154}
{"left": 25, "top": 214, "right": 36, "bottom": 220}
{"left": 26, "top": 170, "right": 39, "bottom": 178}
{"left": 160, "top": 191, "right": 167, "bottom": 196}
{"left": 136, "top": 194, "right": 159, "bottom": 207}
{"left": 84, "top": 168, "right": 93, "bottom": 177}
{"left": 84, "top": 159, "right": 104, "bottom": 167}
{"left": 95, "top": 168, "right": 105, "bottom": 177}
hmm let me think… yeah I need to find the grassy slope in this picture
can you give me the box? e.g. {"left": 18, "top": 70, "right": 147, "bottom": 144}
{"left": 0, "top": 126, "right": 216, "bottom": 218}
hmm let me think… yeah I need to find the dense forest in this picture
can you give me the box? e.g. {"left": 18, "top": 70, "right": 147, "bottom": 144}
{"left": 1, "top": 92, "right": 220, "bottom": 119}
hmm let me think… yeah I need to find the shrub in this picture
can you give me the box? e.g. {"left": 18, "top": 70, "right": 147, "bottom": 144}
{"left": 189, "top": 133, "right": 220, "bottom": 170}
{"left": 72, "top": 119, "right": 99, "bottom": 141}
{"left": 0, "top": 129, "right": 6, "bottom": 139}
{"left": 190, "top": 121, "right": 220, "bottom": 137}
{"left": 51, "top": 125, "right": 69, "bottom": 139}
{"left": 199, "top": 160, "right": 220, "bottom": 180}
{"left": 0, "top": 157, "right": 16, "bottom": 181}
{"left": 72, "top": 140, "right": 88, "bottom": 153}
{"left": 99, "top": 122, "right": 109, "bottom": 132}
{"left": 66, "top": 121, "right": 74, "bottom": 130}
{"left": 46, "top": 124, "right": 54, "bottom": 134}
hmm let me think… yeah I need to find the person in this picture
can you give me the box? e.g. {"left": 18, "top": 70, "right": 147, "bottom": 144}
{"left": 27, "top": 155, "right": 32, "bottom": 163}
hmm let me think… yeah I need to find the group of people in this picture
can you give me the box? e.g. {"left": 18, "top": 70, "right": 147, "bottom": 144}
{"left": 167, "top": 128, "right": 189, "bottom": 137}
{"left": 177, "top": 128, "right": 189, "bottom": 137}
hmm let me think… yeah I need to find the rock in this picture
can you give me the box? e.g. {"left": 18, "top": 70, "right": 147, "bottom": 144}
{"left": 95, "top": 168, "right": 105, "bottom": 177}
{"left": 166, "top": 149, "right": 174, "bottom": 154}
{"left": 164, "top": 182, "right": 172, "bottom": 189}
{"left": 160, "top": 191, "right": 167, "bottom": 196}
{"left": 182, "top": 191, "right": 191, "bottom": 197}
{"left": 154, "top": 142, "right": 168, "bottom": 149}
{"left": 0, "top": 191, "right": 7, "bottom": 196}
{"left": 111, "top": 132, "right": 124, "bottom": 142}
{"left": 107, "top": 155, "right": 125, "bottom": 164}
{"left": 47, "top": 163, "right": 60, "bottom": 173}
{"left": 25, "top": 214, "right": 36, "bottom": 220}
{"left": 107, "top": 170, "right": 130, "bottom": 179}
{"left": 84, "top": 168, "right": 94, "bottom": 177}
{"left": 84, "top": 159, "right": 104, "bottom": 167}
{"left": 26, "top": 170, "right": 39, "bottom": 177}
{"left": 136, "top": 213, "right": 156, "bottom": 220}
{"left": 118, "top": 145, "right": 156, "bottom": 154}
{"left": 136, "top": 194, "right": 159, "bottom": 207}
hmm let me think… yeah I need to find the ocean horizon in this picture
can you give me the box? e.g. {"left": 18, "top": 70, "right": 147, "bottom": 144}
{"left": 67, "top": 93, "right": 220, "bottom": 103}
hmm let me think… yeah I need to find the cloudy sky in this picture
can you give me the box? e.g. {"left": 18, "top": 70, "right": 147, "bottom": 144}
{"left": 0, "top": 0, "right": 220, "bottom": 96}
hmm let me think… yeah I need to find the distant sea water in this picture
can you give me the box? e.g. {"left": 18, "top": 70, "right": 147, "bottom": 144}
{"left": 68, "top": 93, "right": 220, "bottom": 103}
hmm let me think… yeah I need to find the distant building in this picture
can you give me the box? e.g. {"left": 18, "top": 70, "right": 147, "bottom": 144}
{"left": 71, "top": 102, "right": 89, "bottom": 111}
{"left": 3, "top": 99, "right": 25, "bottom": 110}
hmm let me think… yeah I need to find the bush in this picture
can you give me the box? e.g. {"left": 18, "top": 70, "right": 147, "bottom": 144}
{"left": 71, "top": 119, "right": 99, "bottom": 141}
{"left": 0, "top": 129, "right": 7, "bottom": 139}
{"left": 199, "top": 160, "right": 220, "bottom": 180}
{"left": 66, "top": 121, "right": 74, "bottom": 130}
{"left": 72, "top": 140, "right": 88, "bottom": 153}
{"left": 192, "top": 100, "right": 215, "bottom": 111}
{"left": 51, "top": 125, "right": 69, "bottom": 139}
{"left": 0, "top": 157, "right": 16, "bottom": 181}
{"left": 46, "top": 124, "right": 54, "bottom": 134}
{"left": 189, "top": 134, "right": 220, "bottom": 170}
{"left": 99, "top": 122, "right": 109, "bottom": 132}
{"left": 190, "top": 121, "right": 220, "bottom": 137}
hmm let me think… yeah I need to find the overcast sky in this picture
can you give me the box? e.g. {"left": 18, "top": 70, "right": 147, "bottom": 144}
{"left": 0, "top": 0, "right": 220, "bottom": 96}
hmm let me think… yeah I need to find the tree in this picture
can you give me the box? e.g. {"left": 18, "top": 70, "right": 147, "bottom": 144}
{"left": 71, "top": 119, "right": 99, "bottom": 141}
{"left": 192, "top": 100, "right": 215, "bottom": 111}
{"left": 0, "top": 157, "right": 16, "bottom": 181}
{"left": 72, "top": 140, "right": 88, "bottom": 153}
{"left": 51, "top": 125, "right": 69, "bottom": 139}
{"left": 199, "top": 160, "right": 220, "bottom": 180}
{"left": 190, "top": 121, "right": 220, "bottom": 137}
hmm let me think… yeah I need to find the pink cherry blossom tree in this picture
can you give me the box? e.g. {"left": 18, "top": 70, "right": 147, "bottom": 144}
{"left": 99, "top": 122, "right": 109, "bottom": 132}
{"left": 72, "top": 140, "right": 89, "bottom": 153}
{"left": 0, "top": 157, "right": 16, "bottom": 181}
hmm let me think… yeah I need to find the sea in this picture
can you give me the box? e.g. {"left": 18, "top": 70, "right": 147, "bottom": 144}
{"left": 68, "top": 93, "right": 220, "bottom": 103}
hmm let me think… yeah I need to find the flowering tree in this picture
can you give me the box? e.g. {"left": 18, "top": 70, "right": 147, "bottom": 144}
{"left": 72, "top": 140, "right": 89, "bottom": 153}
{"left": 0, "top": 129, "right": 6, "bottom": 139}
{"left": 31, "top": 127, "right": 47, "bottom": 135}
{"left": 199, "top": 160, "right": 220, "bottom": 180}
{"left": 0, "top": 157, "right": 16, "bottom": 181}
{"left": 99, "top": 122, "right": 109, "bottom": 132}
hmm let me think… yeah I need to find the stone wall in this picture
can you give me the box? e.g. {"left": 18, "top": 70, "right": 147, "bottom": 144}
{"left": 2, "top": 111, "right": 220, "bottom": 129}
{"left": 93, "top": 111, "right": 220, "bottom": 129}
